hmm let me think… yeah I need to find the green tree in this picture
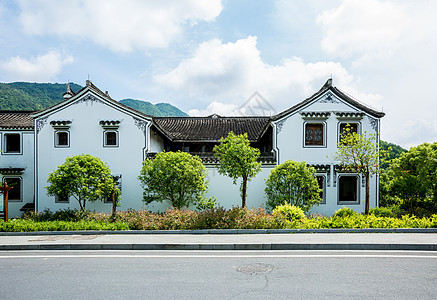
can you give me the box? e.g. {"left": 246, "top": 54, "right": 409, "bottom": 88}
{"left": 384, "top": 142, "right": 437, "bottom": 214}
{"left": 379, "top": 140, "right": 407, "bottom": 169}
{"left": 265, "top": 160, "right": 321, "bottom": 212}
{"left": 46, "top": 154, "right": 116, "bottom": 211}
{"left": 213, "top": 132, "right": 261, "bottom": 207}
{"left": 332, "top": 125, "right": 383, "bottom": 215}
{"left": 138, "top": 151, "right": 208, "bottom": 209}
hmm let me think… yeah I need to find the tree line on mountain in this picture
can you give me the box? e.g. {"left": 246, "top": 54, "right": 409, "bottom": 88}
{"left": 0, "top": 82, "right": 188, "bottom": 117}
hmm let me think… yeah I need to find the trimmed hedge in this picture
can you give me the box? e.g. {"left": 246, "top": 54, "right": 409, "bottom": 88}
{"left": 1, "top": 207, "right": 437, "bottom": 232}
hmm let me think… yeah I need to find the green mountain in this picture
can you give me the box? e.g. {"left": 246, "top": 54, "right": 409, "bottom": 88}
{"left": 380, "top": 140, "right": 408, "bottom": 169}
{"left": 0, "top": 82, "right": 83, "bottom": 111}
{"left": 0, "top": 82, "right": 188, "bottom": 117}
{"left": 120, "top": 99, "right": 188, "bottom": 117}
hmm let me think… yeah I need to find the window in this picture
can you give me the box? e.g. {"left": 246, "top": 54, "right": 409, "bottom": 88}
{"left": 55, "top": 131, "right": 69, "bottom": 147}
{"left": 305, "top": 123, "right": 324, "bottom": 146}
{"left": 3, "top": 177, "right": 21, "bottom": 201}
{"left": 339, "top": 123, "right": 358, "bottom": 143}
{"left": 316, "top": 175, "right": 326, "bottom": 204}
{"left": 104, "top": 130, "right": 118, "bottom": 147}
{"left": 55, "top": 194, "right": 69, "bottom": 203}
{"left": 4, "top": 133, "right": 21, "bottom": 153}
{"left": 105, "top": 174, "right": 122, "bottom": 203}
{"left": 338, "top": 175, "right": 359, "bottom": 204}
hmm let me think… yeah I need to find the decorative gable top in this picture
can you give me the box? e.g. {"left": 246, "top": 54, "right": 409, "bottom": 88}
{"left": 153, "top": 116, "right": 271, "bottom": 142}
{"left": 300, "top": 112, "right": 331, "bottom": 120}
{"left": 334, "top": 112, "right": 365, "bottom": 120}
{"left": 272, "top": 79, "right": 385, "bottom": 121}
{"left": 50, "top": 120, "right": 72, "bottom": 129}
{"left": 30, "top": 80, "right": 152, "bottom": 122}
{"left": 99, "top": 120, "right": 121, "bottom": 129}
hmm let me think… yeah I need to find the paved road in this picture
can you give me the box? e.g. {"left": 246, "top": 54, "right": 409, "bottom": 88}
{"left": 1, "top": 250, "right": 437, "bottom": 299}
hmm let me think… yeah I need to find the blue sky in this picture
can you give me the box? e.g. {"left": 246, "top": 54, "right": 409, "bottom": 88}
{"left": 0, "top": 0, "right": 436, "bottom": 149}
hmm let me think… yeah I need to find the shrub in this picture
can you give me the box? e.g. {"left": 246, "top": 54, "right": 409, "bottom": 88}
{"left": 265, "top": 160, "right": 321, "bottom": 212}
{"left": 272, "top": 203, "right": 306, "bottom": 228}
{"left": 333, "top": 207, "right": 358, "bottom": 218}
{"left": 369, "top": 207, "right": 396, "bottom": 218}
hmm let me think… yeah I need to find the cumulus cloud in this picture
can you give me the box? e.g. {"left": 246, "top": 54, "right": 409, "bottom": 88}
{"left": 188, "top": 101, "right": 240, "bottom": 117}
{"left": 317, "top": 0, "right": 407, "bottom": 58}
{"left": 17, "top": 0, "right": 222, "bottom": 52}
{"left": 154, "top": 36, "right": 373, "bottom": 115}
{"left": 0, "top": 50, "right": 74, "bottom": 82}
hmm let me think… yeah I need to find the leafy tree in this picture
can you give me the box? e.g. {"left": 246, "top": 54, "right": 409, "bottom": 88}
{"left": 383, "top": 142, "right": 437, "bottom": 214}
{"left": 265, "top": 160, "right": 321, "bottom": 212}
{"left": 46, "top": 154, "right": 116, "bottom": 210}
{"left": 380, "top": 140, "right": 407, "bottom": 169}
{"left": 138, "top": 151, "right": 208, "bottom": 209}
{"left": 332, "top": 125, "right": 383, "bottom": 215}
{"left": 213, "top": 132, "right": 261, "bottom": 208}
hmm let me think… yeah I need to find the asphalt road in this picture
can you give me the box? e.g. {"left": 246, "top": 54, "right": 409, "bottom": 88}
{"left": 1, "top": 250, "right": 436, "bottom": 299}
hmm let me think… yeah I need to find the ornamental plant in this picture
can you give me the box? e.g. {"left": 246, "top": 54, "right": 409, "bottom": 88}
{"left": 138, "top": 151, "right": 209, "bottom": 209}
{"left": 213, "top": 132, "right": 261, "bottom": 207}
{"left": 332, "top": 124, "right": 385, "bottom": 215}
{"left": 265, "top": 160, "right": 321, "bottom": 212}
{"left": 46, "top": 154, "right": 116, "bottom": 211}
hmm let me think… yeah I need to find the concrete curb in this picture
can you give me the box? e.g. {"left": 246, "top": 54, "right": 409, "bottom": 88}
{"left": 2, "top": 228, "right": 437, "bottom": 236}
{"left": 1, "top": 243, "right": 437, "bottom": 251}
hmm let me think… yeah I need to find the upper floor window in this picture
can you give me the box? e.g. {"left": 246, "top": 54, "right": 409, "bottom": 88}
{"left": 104, "top": 130, "right": 118, "bottom": 147}
{"left": 3, "top": 133, "right": 21, "bottom": 154}
{"left": 305, "top": 123, "right": 325, "bottom": 146}
{"left": 339, "top": 123, "right": 358, "bottom": 143}
{"left": 55, "top": 131, "right": 69, "bottom": 147}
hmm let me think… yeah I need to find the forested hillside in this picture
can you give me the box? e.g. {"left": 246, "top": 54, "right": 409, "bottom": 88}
{"left": 0, "top": 82, "right": 188, "bottom": 117}
{"left": 119, "top": 99, "right": 188, "bottom": 117}
{"left": 0, "top": 82, "right": 83, "bottom": 110}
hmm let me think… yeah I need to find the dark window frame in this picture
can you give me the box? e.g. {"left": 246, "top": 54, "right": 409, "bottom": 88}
{"left": 338, "top": 122, "right": 360, "bottom": 144}
{"left": 3, "top": 177, "right": 22, "bottom": 202}
{"left": 104, "top": 130, "right": 118, "bottom": 147}
{"left": 54, "top": 130, "right": 70, "bottom": 148}
{"left": 55, "top": 194, "right": 70, "bottom": 203}
{"left": 3, "top": 133, "right": 22, "bottom": 154}
{"left": 337, "top": 174, "right": 360, "bottom": 204}
{"left": 316, "top": 174, "right": 326, "bottom": 204}
{"left": 304, "top": 122, "right": 326, "bottom": 147}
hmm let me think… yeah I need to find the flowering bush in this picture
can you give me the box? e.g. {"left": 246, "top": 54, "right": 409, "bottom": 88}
{"left": 3, "top": 208, "right": 437, "bottom": 232}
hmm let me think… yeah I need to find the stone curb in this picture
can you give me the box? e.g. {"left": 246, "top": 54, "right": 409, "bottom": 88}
{"left": 1, "top": 243, "right": 437, "bottom": 251}
{"left": 2, "top": 228, "right": 437, "bottom": 236}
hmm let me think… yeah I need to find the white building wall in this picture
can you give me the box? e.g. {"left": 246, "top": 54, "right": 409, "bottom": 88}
{"left": 35, "top": 92, "right": 151, "bottom": 213}
{"left": 0, "top": 130, "right": 34, "bottom": 218}
{"left": 274, "top": 91, "right": 380, "bottom": 215}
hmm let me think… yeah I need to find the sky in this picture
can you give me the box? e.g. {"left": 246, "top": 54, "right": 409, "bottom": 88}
{"left": 0, "top": 0, "right": 436, "bottom": 149}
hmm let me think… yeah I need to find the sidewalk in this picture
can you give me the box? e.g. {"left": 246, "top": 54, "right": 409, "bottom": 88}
{"left": 1, "top": 229, "right": 437, "bottom": 251}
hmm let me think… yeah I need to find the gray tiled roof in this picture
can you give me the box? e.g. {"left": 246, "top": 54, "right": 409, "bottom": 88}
{"left": 153, "top": 116, "right": 271, "bottom": 142}
{"left": 0, "top": 111, "right": 34, "bottom": 129}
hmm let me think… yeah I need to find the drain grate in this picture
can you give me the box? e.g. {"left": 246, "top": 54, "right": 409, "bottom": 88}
{"left": 236, "top": 263, "right": 274, "bottom": 275}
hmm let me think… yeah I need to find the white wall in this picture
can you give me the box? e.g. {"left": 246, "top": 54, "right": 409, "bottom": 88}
{"left": 35, "top": 92, "right": 151, "bottom": 213}
{"left": 274, "top": 91, "right": 380, "bottom": 215}
{"left": 0, "top": 130, "right": 34, "bottom": 218}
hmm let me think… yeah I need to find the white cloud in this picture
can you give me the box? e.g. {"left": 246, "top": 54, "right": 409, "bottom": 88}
{"left": 188, "top": 101, "right": 240, "bottom": 117}
{"left": 155, "top": 36, "right": 375, "bottom": 115}
{"left": 317, "top": 0, "right": 407, "bottom": 58}
{"left": 17, "top": 0, "right": 222, "bottom": 52}
{"left": 0, "top": 50, "right": 74, "bottom": 82}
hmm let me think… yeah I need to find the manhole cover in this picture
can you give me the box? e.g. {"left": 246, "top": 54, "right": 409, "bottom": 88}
{"left": 236, "top": 263, "right": 274, "bottom": 275}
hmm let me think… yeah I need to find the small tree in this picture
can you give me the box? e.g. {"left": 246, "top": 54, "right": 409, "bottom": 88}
{"left": 332, "top": 125, "right": 383, "bottom": 215}
{"left": 213, "top": 132, "right": 261, "bottom": 207}
{"left": 265, "top": 160, "right": 321, "bottom": 212}
{"left": 138, "top": 151, "right": 208, "bottom": 209}
{"left": 46, "top": 154, "right": 116, "bottom": 211}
